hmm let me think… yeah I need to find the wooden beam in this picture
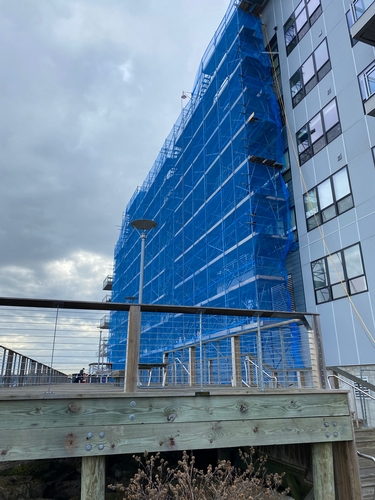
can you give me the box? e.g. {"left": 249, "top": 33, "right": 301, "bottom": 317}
{"left": 189, "top": 347, "right": 196, "bottom": 386}
{"left": 311, "top": 315, "right": 327, "bottom": 389}
{"left": 124, "top": 305, "right": 141, "bottom": 393}
{"left": 0, "top": 390, "right": 353, "bottom": 462}
{"left": 0, "top": 296, "right": 318, "bottom": 322}
{"left": 0, "top": 392, "right": 351, "bottom": 429}
{"left": 312, "top": 442, "right": 335, "bottom": 500}
{"left": 231, "top": 337, "right": 241, "bottom": 387}
{"left": 81, "top": 456, "right": 105, "bottom": 500}
{"left": 0, "top": 415, "right": 353, "bottom": 461}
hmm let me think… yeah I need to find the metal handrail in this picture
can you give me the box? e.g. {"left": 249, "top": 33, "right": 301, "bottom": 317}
{"left": 327, "top": 374, "right": 375, "bottom": 401}
{"left": 357, "top": 451, "right": 375, "bottom": 500}
{"left": 358, "top": 451, "right": 375, "bottom": 463}
{"left": 173, "top": 357, "right": 190, "bottom": 385}
{"left": 327, "top": 374, "right": 375, "bottom": 427}
{"left": 244, "top": 356, "right": 278, "bottom": 388}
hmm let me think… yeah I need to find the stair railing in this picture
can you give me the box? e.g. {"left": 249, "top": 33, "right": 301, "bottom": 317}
{"left": 244, "top": 356, "right": 278, "bottom": 388}
{"left": 327, "top": 374, "right": 375, "bottom": 427}
{"left": 357, "top": 451, "right": 375, "bottom": 500}
{"left": 172, "top": 357, "right": 190, "bottom": 385}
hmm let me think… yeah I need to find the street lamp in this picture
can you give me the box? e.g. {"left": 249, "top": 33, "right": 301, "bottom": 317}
{"left": 130, "top": 219, "right": 157, "bottom": 304}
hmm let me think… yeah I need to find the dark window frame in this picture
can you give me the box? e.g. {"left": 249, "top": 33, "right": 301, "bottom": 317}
{"left": 296, "top": 98, "right": 342, "bottom": 166}
{"left": 284, "top": 0, "right": 323, "bottom": 56}
{"left": 282, "top": 148, "right": 292, "bottom": 182}
{"left": 311, "top": 243, "right": 368, "bottom": 304}
{"left": 267, "top": 34, "right": 281, "bottom": 79}
{"left": 358, "top": 61, "right": 375, "bottom": 101}
{"left": 304, "top": 166, "right": 354, "bottom": 231}
{"left": 290, "top": 39, "right": 331, "bottom": 108}
{"left": 346, "top": 9, "right": 359, "bottom": 46}
{"left": 288, "top": 205, "right": 298, "bottom": 242}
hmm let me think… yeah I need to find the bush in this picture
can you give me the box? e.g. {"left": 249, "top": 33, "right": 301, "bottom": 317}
{"left": 109, "top": 448, "right": 290, "bottom": 499}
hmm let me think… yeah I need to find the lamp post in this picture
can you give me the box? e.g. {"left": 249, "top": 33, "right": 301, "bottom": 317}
{"left": 124, "top": 219, "right": 157, "bottom": 393}
{"left": 130, "top": 219, "right": 157, "bottom": 304}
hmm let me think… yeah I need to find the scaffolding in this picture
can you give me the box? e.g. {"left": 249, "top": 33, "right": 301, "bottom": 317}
{"left": 109, "top": 1, "right": 293, "bottom": 370}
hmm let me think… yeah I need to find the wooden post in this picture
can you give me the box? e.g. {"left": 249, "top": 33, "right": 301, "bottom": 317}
{"left": 310, "top": 315, "right": 327, "bottom": 389}
{"left": 256, "top": 317, "right": 264, "bottom": 389}
{"left": 332, "top": 440, "right": 362, "bottom": 500}
{"left": 81, "top": 456, "right": 105, "bottom": 500}
{"left": 189, "top": 347, "right": 196, "bottom": 386}
{"left": 124, "top": 305, "right": 141, "bottom": 393}
{"left": 231, "top": 336, "right": 241, "bottom": 387}
{"left": 162, "top": 353, "right": 169, "bottom": 386}
{"left": 312, "top": 442, "right": 335, "bottom": 500}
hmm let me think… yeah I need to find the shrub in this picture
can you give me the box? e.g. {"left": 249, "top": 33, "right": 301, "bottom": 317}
{"left": 109, "top": 448, "right": 290, "bottom": 499}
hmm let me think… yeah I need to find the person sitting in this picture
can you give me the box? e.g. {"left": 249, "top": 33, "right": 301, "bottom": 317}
{"left": 78, "top": 368, "right": 85, "bottom": 383}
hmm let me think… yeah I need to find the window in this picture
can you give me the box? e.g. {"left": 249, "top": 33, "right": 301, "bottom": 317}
{"left": 303, "top": 167, "right": 354, "bottom": 230}
{"left": 290, "top": 39, "right": 331, "bottom": 108}
{"left": 267, "top": 34, "right": 280, "bottom": 79}
{"left": 296, "top": 98, "right": 341, "bottom": 165}
{"left": 355, "top": 377, "right": 370, "bottom": 399}
{"left": 284, "top": 0, "right": 322, "bottom": 55}
{"left": 346, "top": 9, "right": 359, "bottom": 46}
{"left": 282, "top": 148, "right": 292, "bottom": 182}
{"left": 311, "top": 243, "right": 367, "bottom": 304}
{"left": 359, "top": 61, "right": 375, "bottom": 101}
{"left": 278, "top": 95, "right": 286, "bottom": 126}
{"left": 351, "top": 0, "right": 375, "bottom": 23}
{"left": 289, "top": 206, "right": 298, "bottom": 242}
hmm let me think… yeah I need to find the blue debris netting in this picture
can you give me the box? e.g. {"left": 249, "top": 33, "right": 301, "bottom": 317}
{"left": 108, "top": 2, "right": 299, "bottom": 372}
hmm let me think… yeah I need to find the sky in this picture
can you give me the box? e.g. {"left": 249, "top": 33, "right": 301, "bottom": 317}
{"left": 0, "top": 0, "right": 230, "bottom": 303}
{"left": 0, "top": 0, "right": 230, "bottom": 373}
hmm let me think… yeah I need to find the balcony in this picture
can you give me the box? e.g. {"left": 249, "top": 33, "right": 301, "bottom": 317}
{"left": 350, "top": 0, "right": 375, "bottom": 46}
{"left": 358, "top": 61, "right": 375, "bottom": 116}
{"left": 99, "top": 315, "right": 110, "bottom": 329}
{"left": 364, "top": 92, "right": 375, "bottom": 116}
{"left": 238, "top": 0, "right": 268, "bottom": 15}
{"left": 102, "top": 275, "right": 113, "bottom": 291}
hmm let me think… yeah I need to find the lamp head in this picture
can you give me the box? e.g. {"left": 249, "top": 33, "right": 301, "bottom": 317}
{"left": 131, "top": 219, "right": 157, "bottom": 231}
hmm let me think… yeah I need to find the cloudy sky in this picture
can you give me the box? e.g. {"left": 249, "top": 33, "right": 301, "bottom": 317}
{"left": 0, "top": 0, "right": 230, "bottom": 304}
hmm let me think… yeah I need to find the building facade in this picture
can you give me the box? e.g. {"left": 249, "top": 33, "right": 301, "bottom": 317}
{"left": 108, "top": 0, "right": 375, "bottom": 371}
{"left": 260, "top": 0, "right": 375, "bottom": 367}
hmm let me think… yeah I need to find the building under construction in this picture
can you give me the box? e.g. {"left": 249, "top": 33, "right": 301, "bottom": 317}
{"left": 107, "top": 1, "right": 295, "bottom": 371}
{"left": 107, "top": 0, "right": 375, "bottom": 374}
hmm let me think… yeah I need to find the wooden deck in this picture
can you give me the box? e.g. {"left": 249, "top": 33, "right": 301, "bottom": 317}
{"left": 0, "top": 384, "right": 354, "bottom": 460}
{"left": 0, "top": 304, "right": 363, "bottom": 499}
{"left": 0, "top": 383, "right": 362, "bottom": 499}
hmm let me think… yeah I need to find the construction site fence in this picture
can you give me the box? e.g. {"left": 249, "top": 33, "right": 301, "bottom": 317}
{"left": 0, "top": 298, "right": 326, "bottom": 391}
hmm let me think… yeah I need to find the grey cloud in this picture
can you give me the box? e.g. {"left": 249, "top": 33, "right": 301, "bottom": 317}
{"left": 0, "top": 0, "right": 229, "bottom": 303}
